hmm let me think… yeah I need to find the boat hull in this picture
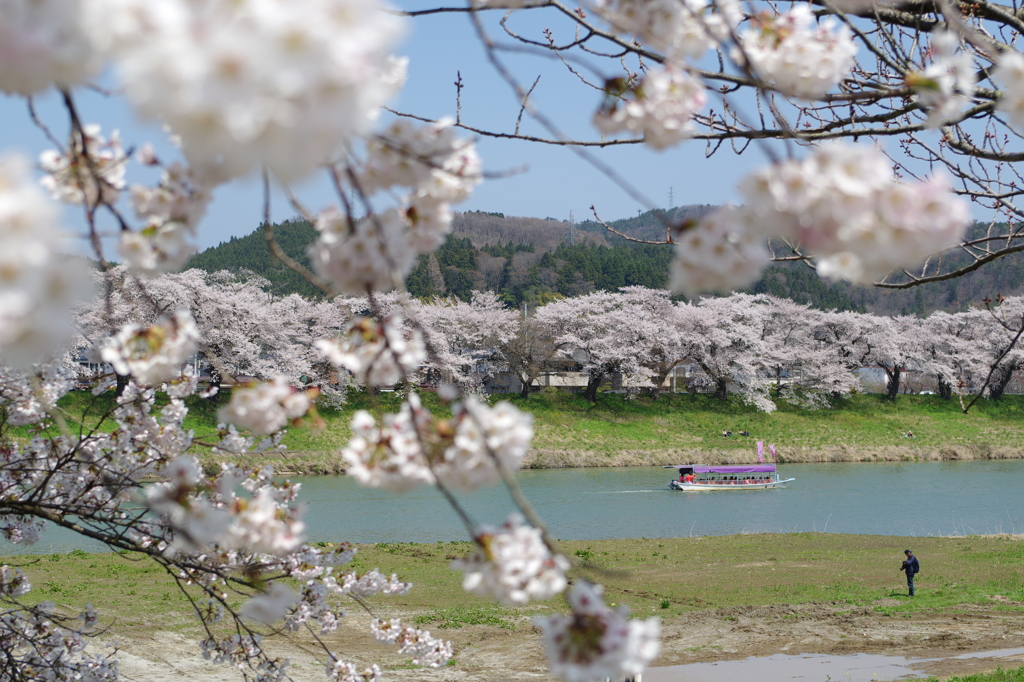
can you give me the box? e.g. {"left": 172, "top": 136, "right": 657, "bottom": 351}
{"left": 668, "top": 478, "right": 795, "bottom": 491}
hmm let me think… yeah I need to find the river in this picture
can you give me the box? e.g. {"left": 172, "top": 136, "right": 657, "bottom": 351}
{"left": 5, "top": 459, "right": 1022, "bottom": 555}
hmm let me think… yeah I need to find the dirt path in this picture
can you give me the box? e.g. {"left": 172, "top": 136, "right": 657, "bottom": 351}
{"left": 111, "top": 601, "right": 1024, "bottom": 681}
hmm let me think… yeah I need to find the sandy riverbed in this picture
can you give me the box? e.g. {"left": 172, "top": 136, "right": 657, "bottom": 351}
{"left": 110, "top": 598, "right": 1024, "bottom": 681}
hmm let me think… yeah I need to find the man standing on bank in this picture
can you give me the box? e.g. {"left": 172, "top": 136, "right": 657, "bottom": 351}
{"left": 900, "top": 549, "right": 920, "bottom": 596}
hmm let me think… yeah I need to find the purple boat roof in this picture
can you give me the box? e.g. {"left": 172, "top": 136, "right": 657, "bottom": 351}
{"left": 664, "top": 464, "right": 777, "bottom": 473}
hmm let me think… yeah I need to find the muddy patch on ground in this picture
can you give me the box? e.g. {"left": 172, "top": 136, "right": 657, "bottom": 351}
{"left": 111, "top": 601, "right": 1024, "bottom": 681}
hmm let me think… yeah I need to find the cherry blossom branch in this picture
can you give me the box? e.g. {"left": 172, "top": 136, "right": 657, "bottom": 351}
{"left": 261, "top": 171, "right": 335, "bottom": 297}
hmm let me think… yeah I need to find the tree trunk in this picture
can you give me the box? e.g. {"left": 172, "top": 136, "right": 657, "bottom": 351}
{"left": 115, "top": 373, "right": 130, "bottom": 397}
{"left": 988, "top": 365, "right": 1015, "bottom": 401}
{"left": 937, "top": 375, "right": 953, "bottom": 400}
{"left": 650, "top": 372, "right": 669, "bottom": 399}
{"left": 584, "top": 373, "right": 604, "bottom": 402}
{"left": 884, "top": 365, "right": 902, "bottom": 401}
{"left": 715, "top": 378, "right": 728, "bottom": 401}
{"left": 519, "top": 375, "right": 531, "bottom": 400}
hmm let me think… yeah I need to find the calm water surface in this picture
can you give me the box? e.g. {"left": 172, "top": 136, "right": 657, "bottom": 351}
{"left": 6, "top": 460, "right": 1023, "bottom": 554}
{"left": 297, "top": 460, "right": 1024, "bottom": 543}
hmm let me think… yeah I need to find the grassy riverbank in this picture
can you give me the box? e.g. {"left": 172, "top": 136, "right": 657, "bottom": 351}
{"left": 8, "top": 534, "right": 1023, "bottom": 678}
{"left": 28, "top": 389, "right": 1024, "bottom": 474}
{"left": 14, "top": 533, "right": 1024, "bottom": 631}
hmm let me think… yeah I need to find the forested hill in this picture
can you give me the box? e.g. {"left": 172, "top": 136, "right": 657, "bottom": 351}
{"left": 186, "top": 210, "right": 1024, "bottom": 315}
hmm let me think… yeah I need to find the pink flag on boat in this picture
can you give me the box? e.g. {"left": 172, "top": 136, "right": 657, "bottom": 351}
{"left": 769, "top": 443, "right": 777, "bottom": 462}
{"left": 756, "top": 441, "right": 764, "bottom": 463}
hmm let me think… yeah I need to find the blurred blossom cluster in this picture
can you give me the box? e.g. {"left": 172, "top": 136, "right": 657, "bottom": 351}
{"left": 309, "top": 118, "right": 481, "bottom": 294}
{"left": 594, "top": 66, "right": 708, "bottom": 149}
{"left": 993, "top": 51, "right": 1024, "bottom": 128}
{"left": 671, "top": 144, "right": 970, "bottom": 293}
{"left": 596, "top": 0, "right": 740, "bottom": 61}
{"left": 909, "top": 31, "right": 977, "bottom": 128}
{"left": 99, "top": 310, "right": 199, "bottom": 386}
{"left": 342, "top": 393, "right": 533, "bottom": 493}
{"left": 369, "top": 617, "right": 453, "bottom": 667}
{"left": 316, "top": 314, "right": 426, "bottom": 386}
{"left": 121, "top": 155, "right": 214, "bottom": 273}
{"left": 218, "top": 377, "right": 314, "bottom": 436}
{"left": 454, "top": 513, "right": 570, "bottom": 605}
{"left": 736, "top": 6, "right": 856, "bottom": 99}
{"left": 39, "top": 124, "right": 126, "bottom": 207}
{"left": 536, "top": 582, "right": 661, "bottom": 682}
{"left": 0, "top": 155, "right": 92, "bottom": 369}
{"left": 0, "top": 0, "right": 103, "bottom": 94}
{"left": 84, "top": 0, "right": 407, "bottom": 182}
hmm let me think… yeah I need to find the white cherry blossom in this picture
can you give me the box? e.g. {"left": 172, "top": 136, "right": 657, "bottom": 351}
{"left": 316, "top": 314, "right": 426, "bottom": 387}
{"left": 736, "top": 144, "right": 969, "bottom": 283}
{"left": 99, "top": 310, "right": 199, "bottom": 386}
{"left": 669, "top": 206, "right": 770, "bottom": 295}
{"left": 121, "top": 160, "right": 214, "bottom": 274}
{"left": 342, "top": 394, "right": 533, "bottom": 493}
{"left": 242, "top": 583, "right": 300, "bottom": 624}
{"left": 87, "top": 0, "right": 407, "bottom": 181}
{"left": 0, "top": 154, "right": 92, "bottom": 368}
{"left": 360, "top": 117, "right": 481, "bottom": 203}
{"left": 308, "top": 208, "right": 418, "bottom": 294}
{"left": 453, "top": 514, "right": 569, "bottom": 605}
{"left": 340, "top": 570, "right": 411, "bottom": 598}
{"left": 435, "top": 397, "right": 534, "bottom": 492}
{"left": 0, "top": 0, "right": 103, "bottom": 94}
{"left": 594, "top": 65, "right": 707, "bottom": 149}
{"left": 536, "top": 582, "right": 660, "bottom": 682}
{"left": 39, "top": 124, "right": 127, "bottom": 208}
{"left": 595, "top": 0, "right": 741, "bottom": 61}
{"left": 992, "top": 51, "right": 1024, "bottom": 129}
{"left": 327, "top": 660, "right": 382, "bottom": 682}
{"left": 218, "top": 377, "right": 312, "bottom": 436}
{"left": 737, "top": 5, "right": 856, "bottom": 98}
{"left": 908, "top": 31, "right": 976, "bottom": 128}
{"left": 341, "top": 399, "right": 437, "bottom": 493}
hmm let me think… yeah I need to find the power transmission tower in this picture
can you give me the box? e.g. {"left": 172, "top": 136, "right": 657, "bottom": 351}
{"left": 567, "top": 210, "right": 575, "bottom": 245}
{"left": 668, "top": 186, "right": 674, "bottom": 208}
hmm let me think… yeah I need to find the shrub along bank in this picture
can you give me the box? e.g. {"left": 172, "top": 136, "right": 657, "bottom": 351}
{"left": 22, "top": 389, "right": 1024, "bottom": 474}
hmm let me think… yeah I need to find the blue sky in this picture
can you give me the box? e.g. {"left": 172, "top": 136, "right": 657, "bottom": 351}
{"left": 0, "top": 6, "right": 755, "bottom": 254}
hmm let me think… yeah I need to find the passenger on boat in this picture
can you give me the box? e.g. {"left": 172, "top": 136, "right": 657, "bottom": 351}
{"left": 685, "top": 473, "right": 695, "bottom": 483}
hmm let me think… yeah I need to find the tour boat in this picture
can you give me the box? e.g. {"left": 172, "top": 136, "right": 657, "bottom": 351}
{"left": 665, "top": 464, "right": 794, "bottom": 491}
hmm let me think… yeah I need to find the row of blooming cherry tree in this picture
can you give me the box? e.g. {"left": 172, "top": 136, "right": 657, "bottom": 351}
{"left": 3, "top": 0, "right": 1024, "bottom": 679}
{"left": 71, "top": 272, "right": 1024, "bottom": 414}
{"left": 533, "top": 289, "right": 1024, "bottom": 408}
